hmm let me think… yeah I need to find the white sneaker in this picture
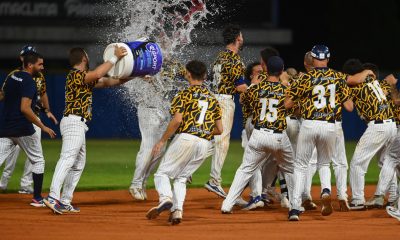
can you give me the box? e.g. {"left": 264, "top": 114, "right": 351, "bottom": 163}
{"left": 386, "top": 206, "right": 400, "bottom": 221}
{"left": 129, "top": 187, "right": 145, "bottom": 201}
{"left": 171, "top": 210, "right": 183, "bottom": 225}
{"left": 242, "top": 196, "right": 264, "bottom": 211}
{"left": 281, "top": 197, "right": 291, "bottom": 209}
{"left": 146, "top": 198, "right": 173, "bottom": 220}
{"left": 234, "top": 197, "right": 248, "bottom": 207}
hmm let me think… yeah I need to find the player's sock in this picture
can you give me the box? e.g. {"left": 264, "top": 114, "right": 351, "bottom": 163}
{"left": 32, "top": 173, "right": 43, "bottom": 200}
{"left": 280, "top": 178, "right": 289, "bottom": 199}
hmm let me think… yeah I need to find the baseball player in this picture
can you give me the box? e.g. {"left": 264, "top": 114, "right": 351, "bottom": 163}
{"left": 0, "top": 45, "right": 58, "bottom": 194}
{"left": 286, "top": 45, "right": 354, "bottom": 221}
{"left": 43, "top": 46, "right": 130, "bottom": 214}
{"left": 0, "top": 52, "right": 56, "bottom": 206}
{"left": 146, "top": 60, "right": 222, "bottom": 225}
{"left": 205, "top": 24, "right": 247, "bottom": 198}
{"left": 342, "top": 59, "right": 397, "bottom": 210}
{"left": 128, "top": 59, "right": 186, "bottom": 201}
{"left": 221, "top": 56, "right": 294, "bottom": 213}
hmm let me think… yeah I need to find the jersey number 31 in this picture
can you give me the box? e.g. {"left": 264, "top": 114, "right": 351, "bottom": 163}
{"left": 313, "top": 84, "right": 336, "bottom": 109}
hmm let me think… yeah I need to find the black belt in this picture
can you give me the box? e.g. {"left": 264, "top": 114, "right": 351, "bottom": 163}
{"left": 370, "top": 119, "right": 394, "bottom": 124}
{"left": 304, "top": 119, "right": 336, "bottom": 123}
{"left": 289, "top": 116, "right": 299, "bottom": 120}
{"left": 254, "top": 126, "right": 283, "bottom": 133}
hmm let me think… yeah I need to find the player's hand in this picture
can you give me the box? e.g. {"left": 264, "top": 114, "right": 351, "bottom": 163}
{"left": 43, "top": 126, "right": 56, "bottom": 139}
{"left": 114, "top": 45, "right": 128, "bottom": 60}
{"left": 46, "top": 111, "right": 59, "bottom": 125}
{"left": 385, "top": 74, "right": 398, "bottom": 86}
{"left": 151, "top": 140, "right": 165, "bottom": 158}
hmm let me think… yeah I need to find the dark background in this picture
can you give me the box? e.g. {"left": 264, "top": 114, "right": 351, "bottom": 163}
{"left": 1, "top": 0, "right": 399, "bottom": 139}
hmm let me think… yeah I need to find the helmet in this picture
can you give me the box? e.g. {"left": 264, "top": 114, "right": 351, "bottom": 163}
{"left": 20, "top": 45, "right": 37, "bottom": 56}
{"left": 311, "top": 45, "right": 330, "bottom": 60}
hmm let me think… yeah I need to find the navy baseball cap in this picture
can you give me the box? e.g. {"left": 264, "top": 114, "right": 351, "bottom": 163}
{"left": 20, "top": 45, "right": 37, "bottom": 56}
{"left": 267, "top": 56, "right": 284, "bottom": 75}
{"left": 311, "top": 45, "right": 330, "bottom": 60}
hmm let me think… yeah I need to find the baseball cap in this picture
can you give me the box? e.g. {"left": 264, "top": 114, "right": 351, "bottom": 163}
{"left": 20, "top": 45, "right": 37, "bottom": 56}
{"left": 311, "top": 45, "right": 330, "bottom": 60}
{"left": 267, "top": 56, "right": 284, "bottom": 75}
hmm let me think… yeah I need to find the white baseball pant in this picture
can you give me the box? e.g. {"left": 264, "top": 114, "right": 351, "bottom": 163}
{"left": 48, "top": 115, "right": 88, "bottom": 205}
{"left": 154, "top": 133, "right": 212, "bottom": 212}
{"left": 350, "top": 120, "right": 397, "bottom": 205}
{"left": 375, "top": 143, "right": 398, "bottom": 202}
{"left": 210, "top": 95, "right": 235, "bottom": 184}
{"left": 291, "top": 120, "right": 336, "bottom": 210}
{"left": 374, "top": 127, "right": 400, "bottom": 199}
{"left": 0, "top": 123, "right": 39, "bottom": 190}
{"left": 131, "top": 105, "right": 169, "bottom": 189}
{"left": 222, "top": 129, "right": 295, "bottom": 211}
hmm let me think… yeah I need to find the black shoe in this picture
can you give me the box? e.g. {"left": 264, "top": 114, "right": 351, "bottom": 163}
{"left": 288, "top": 209, "right": 300, "bottom": 221}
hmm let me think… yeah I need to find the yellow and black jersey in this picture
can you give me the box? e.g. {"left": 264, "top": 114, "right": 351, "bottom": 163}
{"left": 285, "top": 75, "right": 300, "bottom": 118}
{"left": 351, "top": 75, "right": 394, "bottom": 122}
{"left": 63, "top": 69, "right": 97, "bottom": 121}
{"left": 170, "top": 85, "right": 221, "bottom": 141}
{"left": 240, "top": 83, "right": 258, "bottom": 127}
{"left": 161, "top": 60, "right": 188, "bottom": 101}
{"left": 248, "top": 79, "right": 287, "bottom": 131}
{"left": 211, "top": 49, "right": 245, "bottom": 95}
{"left": 287, "top": 68, "right": 350, "bottom": 122}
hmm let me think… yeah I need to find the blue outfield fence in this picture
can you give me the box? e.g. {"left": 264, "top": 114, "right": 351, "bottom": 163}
{"left": 0, "top": 72, "right": 369, "bottom": 140}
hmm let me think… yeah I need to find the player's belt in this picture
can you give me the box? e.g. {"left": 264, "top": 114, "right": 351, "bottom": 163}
{"left": 215, "top": 94, "right": 234, "bottom": 100}
{"left": 64, "top": 114, "right": 88, "bottom": 123}
{"left": 289, "top": 116, "right": 299, "bottom": 120}
{"left": 369, "top": 119, "right": 394, "bottom": 124}
{"left": 254, "top": 126, "right": 283, "bottom": 134}
{"left": 305, "top": 119, "right": 335, "bottom": 123}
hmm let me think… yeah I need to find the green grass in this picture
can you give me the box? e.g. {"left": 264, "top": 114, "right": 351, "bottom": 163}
{"left": 0, "top": 140, "right": 382, "bottom": 192}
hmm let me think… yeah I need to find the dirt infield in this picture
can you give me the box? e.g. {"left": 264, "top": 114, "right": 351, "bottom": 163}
{"left": 0, "top": 185, "right": 398, "bottom": 240}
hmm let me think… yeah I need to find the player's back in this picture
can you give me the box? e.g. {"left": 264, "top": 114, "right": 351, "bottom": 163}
{"left": 171, "top": 85, "right": 221, "bottom": 140}
{"left": 288, "top": 68, "right": 349, "bottom": 122}
{"left": 351, "top": 75, "right": 394, "bottom": 122}
{"left": 249, "top": 78, "right": 287, "bottom": 132}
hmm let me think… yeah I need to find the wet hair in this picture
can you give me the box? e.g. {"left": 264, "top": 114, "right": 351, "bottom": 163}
{"left": 363, "top": 62, "right": 379, "bottom": 79}
{"left": 69, "top": 47, "right": 86, "bottom": 67}
{"left": 23, "top": 52, "right": 42, "bottom": 68}
{"left": 186, "top": 60, "right": 207, "bottom": 80}
{"left": 222, "top": 24, "right": 241, "bottom": 45}
{"left": 342, "top": 58, "right": 364, "bottom": 75}
{"left": 260, "top": 47, "right": 280, "bottom": 64}
{"left": 245, "top": 62, "right": 260, "bottom": 80}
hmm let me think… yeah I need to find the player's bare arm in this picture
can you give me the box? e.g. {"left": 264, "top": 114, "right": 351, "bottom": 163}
{"left": 235, "top": 83, "right": 248, "bottom": 93}
{"left": 20, "top": 97, "right": 56, "bottom": 138}
{"left": 284, "top": 95, "right": 294, "bottom": 109}
{"left": 213, "top": 119, "right": 223, "bottom": 135}
{"left": 385, "top": 74, "right": 400, "bottom": 105}
{"left": 343, "top": 99, "right": 354, "bottom": 112}
{"left": 84, "top": 45, "right": 127, "bottom": 84}
{"left": 40, "top": 93, "right": 58, "bottom": 125}
{"left": 151, "top": 112, "right": 183, "bottom": 157}
{"left": 94, "top": 77, "right": 132, "bottom": 88}
{"left": 346, "top": 69, "right": 374, "bottom": 86}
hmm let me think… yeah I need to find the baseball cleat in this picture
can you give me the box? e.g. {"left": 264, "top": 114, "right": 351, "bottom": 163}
{"left": 349, "top": 203, "right": 365, "bottom": 211}
{"left": 338, "top": 199, "right": 350, "bottom": 212}
{"left": 19, "top": 186, "right": 34, "bottom": 195}
{"left": 365, "top": 195, "right": 384, "bottom": 209}
{"left": 280, "top": 196, "right": 291, "bottom": 209}
{"left": 204, "top": 180, "right": 227, "bottom": 198}
{"left": 288, "top": 209, "right": 300, "bottom": 221}
{"left": 171, "top": 210, "right": 182, "bottom": 225}
{"left": 242, "top": 195, "right": 264, "bottom": 211}
{"left": 221, "top": 209, "right": 233, "bottom": 214}
{"left": 60, "top": 203, "right": 80, "bottom": 213}
{"left": 386, "top": 206, "right": 400, "bottom": 221}
{"left": 302, "top": 199, "right": 318, "bottom": 211}
{"left": 320, "top": 188, "right": 333, "bottom": 216}
{"left": 43, "top": 196, "right": 63, "bottom": 214}
{"left": 30, "top": 198, "right": 46, "bottom": 207}
{"left": 129, "top": 187, "right": 145, "bottom": 201}
{"left": 146, "top": 198, "right": 173, "bottom": 220}
{"left": 385, "top": 202, "right": 396, "bottom": 208}
{"left": 261, "top": 193, "right": 273, "bottom": 205}
{"left": 266, "top": 188, "right": 282, "bottom": 203}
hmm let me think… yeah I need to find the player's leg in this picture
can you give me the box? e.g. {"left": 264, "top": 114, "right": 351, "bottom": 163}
{"left": 222, "top": 129, "right": 268, "bottom": 212}
{"left": 302, "top": 149, "right": 317, "bottom": 210}
{"left": 315, "top": 122, "right": 336, "bottom": 216}
{"left": 207, "top": 97, "right": 235, "bottom": 196}
{"left": 12, "top": 131, "right": 45, "bottom": 206}
{"left": 261, "top": 158, "right": 279, "bottom": 203}
{"left": 59, "top": 136, "right": 86, "bottom": 212}
{"left": 0, "top": 144, "right": 20, "bottom": 191}
{"left": 0, "top": 138, "right": 19, "bottom": 190}
{"left": 289, "top": 120, "right": 317, "bottom": 219}
{"left": 46, "top": 118, "right": 86, "bottom": 209}
{"left": 350, "top": 123, "right": 396, "bottom": 208}
{"left": 19, "top": 124, "right": 40, "bottom": 194}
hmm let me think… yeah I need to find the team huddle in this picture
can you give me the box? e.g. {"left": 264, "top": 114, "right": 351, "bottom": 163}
{"left": 1, "top": 24, "right": 400, "bottom": 224}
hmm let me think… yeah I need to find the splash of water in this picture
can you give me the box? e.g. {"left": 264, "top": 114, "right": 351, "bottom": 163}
{"left": 112, "top": 0, "right": 215, "bottom": 111}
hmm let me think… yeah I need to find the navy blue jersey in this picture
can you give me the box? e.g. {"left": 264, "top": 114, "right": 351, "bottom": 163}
{"left": 0, "top": 70, "right": 37, "bottom": 137}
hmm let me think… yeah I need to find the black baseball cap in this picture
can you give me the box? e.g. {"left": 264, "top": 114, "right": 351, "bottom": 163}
{"left": 267, "top": 56, "right": 284, "bottom": 75}
{"left": 20, "top": 45, "right": 37, "bottom": 56}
